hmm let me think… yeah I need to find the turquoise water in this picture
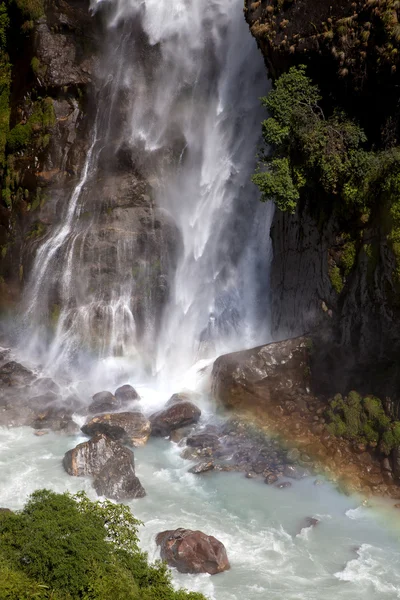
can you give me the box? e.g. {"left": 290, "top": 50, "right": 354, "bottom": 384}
{"left": 1, "top": 417, "right": 400, "bottom": 600}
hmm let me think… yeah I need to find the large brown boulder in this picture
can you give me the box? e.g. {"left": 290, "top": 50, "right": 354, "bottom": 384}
{"left": 150, "top": 402, "right": 201, "bottom": 436}
{"left": 63, "top": 433, "right": 146, "bottom": 500}
{"left": 155, "top": 528, "right": 230, "bottom": 575}
{"left": 81, "top": 412, "right": 151, "bottom": 446}
{"left": 211, "top": 337, "right": 310, "bottom": 412}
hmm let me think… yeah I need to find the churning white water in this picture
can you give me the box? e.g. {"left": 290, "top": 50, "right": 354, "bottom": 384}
{"left": 2, "top": 1, "right": 400, "bottom": 599}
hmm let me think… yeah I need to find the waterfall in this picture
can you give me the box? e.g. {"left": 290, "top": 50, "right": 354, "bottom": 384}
{"left": 19, "top": 0, "right": 273, "bottom": 382}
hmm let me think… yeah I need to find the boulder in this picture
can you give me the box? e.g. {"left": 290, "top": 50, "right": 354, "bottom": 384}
{"left": 93, "top": 455, "right": 146, "bottom": 500}
{"left": 0, "top": 361, "right": 35, "bottom": 388}
{"left": 189, "top": 461, "right": 214, "bottom": 474}
{"left": 211, "top": 337, "right": 310, "bottom": 411}
{"left": 186, "top": 433, "right": 220, "bottom": 450}
{"left": 155, "top": 528, "right": 230, "bottom": 575}
{"left": 63, "top": 433, "right": 146, "bottom": 500}
{"left": 89, "top": 391, "right": 121, "bottom": 414}
{"left": 115, "top": 384, "right": 140, "bottom": 403}
{"left": 63, "top": 433, "right": 118, "bottom": 476}
{"left": 283, "top": 465, "right": 309, "bottom": 480}
{"left": 150, "top": 402, "right": 201, "bottom": 436}
{"left": 81, "top": 412, "right": 151, "bottom": 446}
{"left": 32, "top": 405, "right": 77, "bottom": 433}
{"left": 165, "top": 391, "right": 200, "bottom": 407}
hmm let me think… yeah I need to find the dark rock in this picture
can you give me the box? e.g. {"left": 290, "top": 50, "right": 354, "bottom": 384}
{"left": 32, "top": 405, "right": 75, "bottom": 432}
{"left": 155, "top": 528, "right": 230, "bottom": 575}
{"left": 264, "top": 473, "right": 278, "bottom": 485}
{"left": 189, "top": 461, "right": 214, "bottom": 474}
{"left": 165, "top": 391, "right": 200, "bottom": 407}
{"left": 115, "top": 384, "right": 140, "bottom": 403}
{"left": 300, "top": 517, "right": 319, "bottom": 531}
{"left": 93, "top": 456, "right": 146, "bottom": 501}
{"left": 0, "top": 507, "right": 12, "bottom": 514}
{"left": 63, "top": 433, "right": 145, "bottom": 500}
{"left": 211, "top": 337, "right": 310, "bottom": 411}
{"left": 392, "top": 446, "right": 400, "bottom": 481}
{"left": 283, "top": 465, "right": 308, "bottom": 480}
{"left": 89, "top": 391, "right": 121, "bottom": 414}
{"left": 169, "top": 426, "right": 193, "bottom": 443}
{"left": 0, "top": 362, "right": 35, "bottom": 388}
{"left": 186, "top": 433, "right": 220, "bottom": 450}
{"left": 286, "top": 448, "right": 301, "bottom": 463}
{"left": 275, "top": 481, "right": 292, "bottom": 489}
{"left": 81, "top": 412, "right": 151, "bottom": 446}
{"left": 63, "top": 433, "right": 121, "bottom": 476}
{"left": 150, "top": 402, "right": 201, "bottom": 436}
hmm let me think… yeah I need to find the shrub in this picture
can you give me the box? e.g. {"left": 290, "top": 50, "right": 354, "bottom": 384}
{"left": 0, "top": 490, "right": 208, "bottom": 600}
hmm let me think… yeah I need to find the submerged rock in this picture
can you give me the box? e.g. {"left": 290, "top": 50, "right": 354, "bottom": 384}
{"left": 89, "top": 391, "right": 121, "bottom": 414}
{"left": 155, "top": 528, "right": 230, "bottom": 575}
{"left": 115, "top": 384, "right": 140, "bottom": 403}
{"left": 81, "top": 411, "right": 151, "bottom": 446}
{"left": 150, "top": 402, "right": 201, "bottom": 436}
{"left": 275, "top": 481, "right": 292, "bottom": 489}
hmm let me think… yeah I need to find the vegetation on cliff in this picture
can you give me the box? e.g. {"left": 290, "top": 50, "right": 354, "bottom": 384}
{"left": 326, "top": 391, "right": 400, "bottom": 454}
{"left": 253, "top": 64, "right": 400, "bottom": 285}
{"left": 0, "top": 489, "right": 207, "bottom": 600}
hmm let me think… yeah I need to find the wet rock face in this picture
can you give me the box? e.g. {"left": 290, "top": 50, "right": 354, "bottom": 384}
{"left": 150, "top": 402, "right": 201, "bottom": 436}
{"left": 81, "top": 412, "right": 151, "bottom": 446}
{"left": 63, "top": 433, "right": 146, "bottom": 500}
{"left": 392, "top": 447, "right": 400, "bottom": 481}
{"left": 211, "top": 337, "right": 311, "bottom": 411}
{"left": 63, "top": 433, "right": 118, "bottom": 477}
{"left": 93, "top": 455, "right": 146, "bottom": 501}
{"left": 155, "top": 528, "right": 230, "bottom": 575}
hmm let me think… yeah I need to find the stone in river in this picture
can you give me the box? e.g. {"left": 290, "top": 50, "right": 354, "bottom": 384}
{"left": 150, "top": 402, "right": 201, "bottom": 436}
{"left": 155, "top": 528, "right": 230, "bottom": 575}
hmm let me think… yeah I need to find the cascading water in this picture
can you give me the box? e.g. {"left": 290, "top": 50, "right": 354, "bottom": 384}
{"left": 19, "top": 0, "right": 273, "bottom": 382}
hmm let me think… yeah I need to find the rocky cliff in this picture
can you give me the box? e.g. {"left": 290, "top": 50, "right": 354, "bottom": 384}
{"left": 0, "top": 0, "right": 98, "bottom": 310}
{"left": 245, "top": 0, "right": 400, "bottom": 404}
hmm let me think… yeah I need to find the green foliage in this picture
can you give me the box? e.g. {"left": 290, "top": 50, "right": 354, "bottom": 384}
{"left": 326, "top": 391, "right": 400, "bottom": 454}
{"left": 7, "top": 97, "right": 55, "bottom": 152}
{"left": 252, "top": 157, "right": 300, "bottom": 213}
{"left": 14, "top": 0, "right": 44, "bottom": 20}
{"left": 0, "top": 490, "right": 208, "bottom": 600}
{"left": 254, "top": 65, "right": 400, "bottom": 281}
{"left": 253, "top": 65, "right": 368, "bottom": 212}
{"left": 329, "top": 265, "right": 344, "bottom": 294}
{"left": 0, "top": 2, "right": 10, "bottom": 166}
